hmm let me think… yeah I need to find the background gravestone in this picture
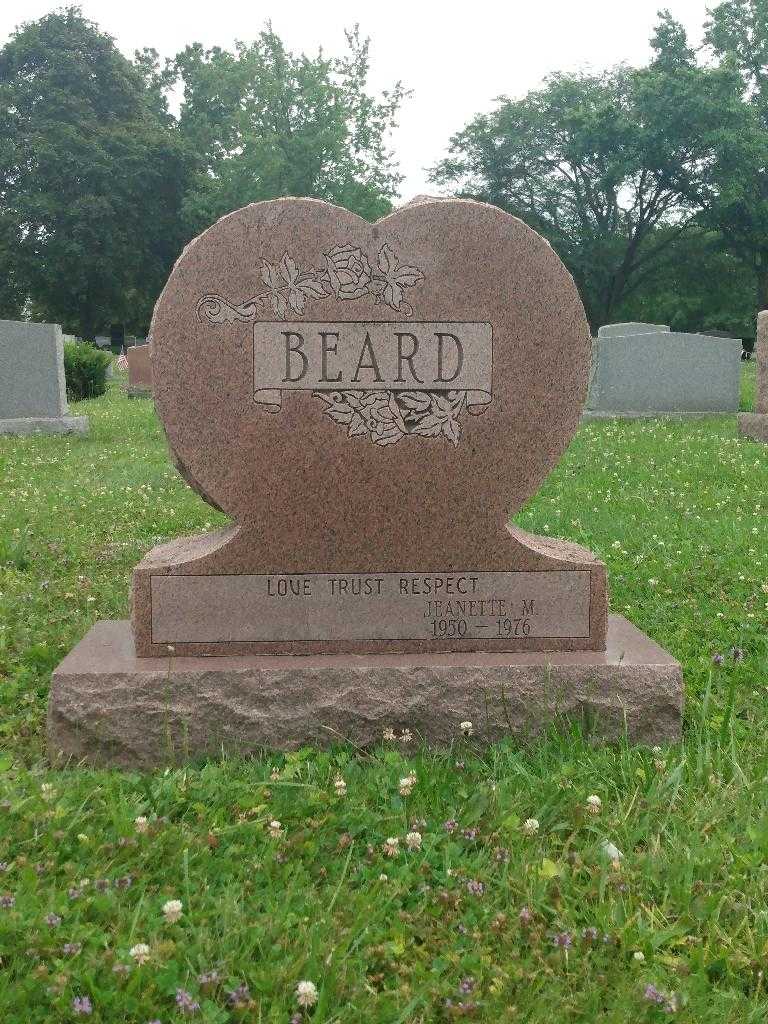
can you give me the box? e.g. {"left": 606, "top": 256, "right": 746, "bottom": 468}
{"left": 125, "top": 343, "right": 153, "bottom": 397}
{"left": 0, "top": 320, "right": 88, "bottom": 435}
{"left": 738, "top": 311, "right": 768, "bottom": 442}
{"left": 49, "top": 198, "right": 682, "bottom": 766}
{"left": 587, "top": 329, "right": 741, "bottom": 416}
{"left": 597, "top": 322, "right": 670, "bottom": 338}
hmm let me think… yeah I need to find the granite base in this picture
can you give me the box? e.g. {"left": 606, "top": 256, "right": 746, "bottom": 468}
{"left": 738, "top": 413, "right": 768, "bottom": 443}
{"left": 48, "top": 616, "right": 682, "bottom": 767}
{"left": 0, "top": 416, "right": 89, "bottom": 436}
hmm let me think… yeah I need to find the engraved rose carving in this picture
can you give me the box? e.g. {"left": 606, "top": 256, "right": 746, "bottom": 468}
{"left": 324, "top": 245, "right": 373, "bottom": 300}
{"left": 198, "top": 242, "right": 477, "bottom": 446}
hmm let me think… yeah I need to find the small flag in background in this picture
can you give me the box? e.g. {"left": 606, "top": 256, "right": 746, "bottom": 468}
{"left": 117, "top": 347, "right": 128, "bottom": 371}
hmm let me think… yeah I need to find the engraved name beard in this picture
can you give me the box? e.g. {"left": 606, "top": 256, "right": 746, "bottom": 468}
{"left": 281, "top": 328, "right": 464, "bottom": 386}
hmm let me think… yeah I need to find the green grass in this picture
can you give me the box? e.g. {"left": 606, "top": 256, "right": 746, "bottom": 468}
{"left": 0, "top": 373, "right": 767, "bottom": 1022}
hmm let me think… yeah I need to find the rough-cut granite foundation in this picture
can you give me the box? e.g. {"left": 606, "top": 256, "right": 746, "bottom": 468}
{"left": 737, "top": 413, "right": 768, "bottom": 443}
{"left": 48, "top": 615, "right": 682, "bottom": 768}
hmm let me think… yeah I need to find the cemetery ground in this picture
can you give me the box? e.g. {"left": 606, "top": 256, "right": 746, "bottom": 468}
{"left": 0, "top": 364, "right": 765, "bottom": 1023}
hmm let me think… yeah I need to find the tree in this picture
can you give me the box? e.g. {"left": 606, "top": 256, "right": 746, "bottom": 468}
{"left": 430, "top": 13, "right": 745, "bottom": 328}
{"left": 704, "top": 0, "right": 768, "bottom": 314}
{"left": 0, "top": 7, "right": 189, "bottom": 337}
{"left": 174, "top": 26, "right": 406, "bottom": 234}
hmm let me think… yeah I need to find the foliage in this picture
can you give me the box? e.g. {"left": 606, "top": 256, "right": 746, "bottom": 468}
{"left": 0, "top": 7, "right": 189, "bottom": 340}
{"left": 63, "top": 340, "right": 111, "bottom": 401}
{"left": 430, "top": 17, "right": 746, "bottom": 329}
{"left": 173, "top": 26, "right": 407, "bottom": 234}
{"left": 0, "top": 381, "right": 766, "bottom": 1020}
{"left": 703, "top": 0, "right": 768, "bottom": 312}
{"left": 612, "top": 228, "right": 756, "bottom": 339}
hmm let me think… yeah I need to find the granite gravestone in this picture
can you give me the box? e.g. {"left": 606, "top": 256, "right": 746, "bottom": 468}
{"left": 0, "top": 320, "right": 88, "bottom": 435}
{"left": 125, "top": 343, "right": 153, "bottom": 397}
{"left": 597, "top": 322, "right": 670, "bottom": 338}
{"left": 587, "top": 327, "right": 741, "bottom": 416}
{"left": 49, "top": 198, "right": 681, "bottom": 766}
{"left": 738, "top": 311, "right": 768, "bottom": 442}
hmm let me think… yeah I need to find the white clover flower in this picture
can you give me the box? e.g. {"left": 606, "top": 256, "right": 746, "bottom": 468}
{"left": 41, "top": 783, "right": 56, "bottom": 802}
{"left": 134, "top": 815, "right": 149, "bottom": 834}
{"left": 162, "top": 898, "right": 183, "bottom": 923}
{"left": 378, "top": 873, "right": 388, "bottom": 882}
{"left": 405, "top": 831, "right": 422, "bottom": 851}
{"left": 522, "top": 818, "right": 540, "bottom": 836}
{"left": 268, "top": 820, "right": 283, "bottom": 838}
{"left": 296, "top": 979, "right": 318, "bottom": 1007}
{"left": 129, "top": 942, "right": 151, "bottom": 965}
{"left": 77, "top": 833, "right": 89, "bottom": 843}
{"left": 460, "top": 721, "right": 473, "bottom": 737}
{"left": 383, "top": 837, "right": 400, "bottom": 857}
{"left": 633, "top": 950, "right": 645, "bottom": 962}
{"left": 333, "top": 774, "right": 347, "bottom": 797}
{"left": 398, "top": 772, "right": 417, "bottom": 797}
{"left": 382, "top": 727, "right": 396, "bottom": 741}
{"left": 400, "top": 728, "right": 413, "bottom": 743}
{"left": 586, "top": 795, "right": 602, "bottom": 815}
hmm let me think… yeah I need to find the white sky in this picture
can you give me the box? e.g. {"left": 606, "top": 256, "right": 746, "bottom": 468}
{"left": 2, "top": 0, "right": 713, "bottom": 198}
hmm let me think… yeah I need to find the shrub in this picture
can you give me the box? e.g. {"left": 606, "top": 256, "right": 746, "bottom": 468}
{"left": 63, "top": 341, "right": 111, "bottom": 401}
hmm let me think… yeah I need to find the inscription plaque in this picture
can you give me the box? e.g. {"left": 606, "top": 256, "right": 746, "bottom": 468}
{"left": 150, "top": 570, "right": 591, "bottom": 645}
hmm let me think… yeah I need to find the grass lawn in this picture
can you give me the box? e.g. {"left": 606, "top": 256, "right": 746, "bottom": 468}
{"left": 0, "top": 369, "right": 766, "bottom": 1022}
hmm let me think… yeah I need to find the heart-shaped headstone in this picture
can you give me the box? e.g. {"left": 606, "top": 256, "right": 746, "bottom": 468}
{"left": 132, "top": 197, "right": 606, "bottom": 656}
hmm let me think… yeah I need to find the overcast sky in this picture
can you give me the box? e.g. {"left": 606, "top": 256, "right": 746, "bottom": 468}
{"left": 2, "top": 0, "right": 713, "bottom": 197}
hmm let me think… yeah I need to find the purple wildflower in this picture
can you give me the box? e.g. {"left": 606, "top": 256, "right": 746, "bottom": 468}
{"left": 644, "top": 983, "right": 665, "bottom": 1004}
{"left": 552, "top": 931, "right": 573, "bottom": 949}
{"left": 72, "top": 995, "right": 93, "bottom": 1016}
{"left": 115, "top": 874, "right": 133, "bottom": 889}
{"left": 67, "top": 887, "right": 82, "bottom": 901}
{"left": 62, "top": 942, "right": 82, "bottom": 956}
{"left": 175, "top": 989, "right": 200, "bottom": 1014}
{"left": 226, "top": 982, "right": 251, "bottom": 1007}
{"left": 518, "top": 906, "right": 533, "bottom": 926}
{"left": 198, "top": 969, "right": 221, "bottom": 986}
{"left": 45, "top": 912, "right": 62, "bottom": 928}
{"left": 712, "top": 653, "right": 724, "bottom": 666}
{"left": 730, "top": 646, "right": 745, "bottom": 662}
{"left": 94, "top": 878, "right": 110, "bottom": 892}
{"left": 443, "top": 819, "right": 458, "bottom": 833}
{"left": 458, "top": 977, "right": 476, "bottom": 994}
{"left": 582, "top": 926, "right": 599, "bottom": 944}
{"left": 462, "top": 827, "right": 479, "bottom": 841}
{"left": 0, "top": 893, "right": 15, "bottom": 908}
{"left": 494, "top": 846, "right": 510, "bottom": 863}
{"left": 466, "top": 879, "right": 485, "bottom": 896}
{"left": 0, "top": 862, "right": 8, "bottom": 872}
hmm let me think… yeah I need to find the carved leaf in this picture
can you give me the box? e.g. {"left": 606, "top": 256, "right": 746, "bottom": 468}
{"left": 261, "top": 260, "right": 281, "bottom": 290}
{"left": 280, "top": 253, "right": 299, "bottom": 287}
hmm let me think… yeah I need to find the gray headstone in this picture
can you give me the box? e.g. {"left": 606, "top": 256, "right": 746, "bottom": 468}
{"left": 597, "top": 322, "right": 670, "bottom": 338}
{"left": 0, "top": 320, "right": 88, "bottom": 435}
{"left": 587, "top": 331, "right": 742, "bottom": 415}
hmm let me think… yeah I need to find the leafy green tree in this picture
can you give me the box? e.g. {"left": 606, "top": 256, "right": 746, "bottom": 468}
{"left": 704, "top": 0, "right": 768, "bottom": 313}
{"left": 174, "top": 26, "right": 406, "bottom": 234}
{"left": 0, "top": 6, "right": 188, "bottom": 337}
{"left": 430, "top": 13, "right": 745, "bottom": 329}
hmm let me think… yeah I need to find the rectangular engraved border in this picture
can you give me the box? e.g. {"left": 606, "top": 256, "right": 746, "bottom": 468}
{"left": 149, "top": 569, "right": 592, "bottom": 645}
{"left": 251, "top": 320, "right": 494, "bottom": 403}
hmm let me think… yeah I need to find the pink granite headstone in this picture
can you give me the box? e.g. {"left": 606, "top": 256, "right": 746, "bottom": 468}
{"left": 738, "top": 311, "right": 768, "bottom": 442}
{"left": 131, "top": 197, "right": 607, "bottom": 657}
{"left": 49, "top": 198, "right": 682, "bottom": 765}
